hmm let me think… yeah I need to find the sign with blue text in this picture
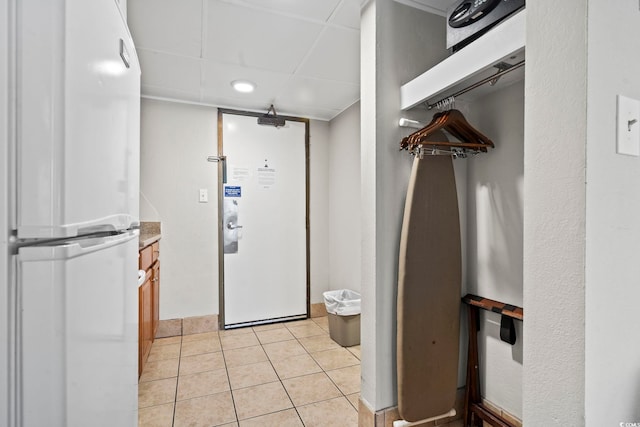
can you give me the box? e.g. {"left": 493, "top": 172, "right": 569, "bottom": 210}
{"left": 224, "top": 186, "right": 242, "bottom": 197}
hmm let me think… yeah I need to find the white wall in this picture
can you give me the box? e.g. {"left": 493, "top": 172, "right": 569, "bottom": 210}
{"left": 139, "top": 99, "right": 331, "bottom": 318}
{"left": 328, "top": 102, "right": 361, "bottom": 293}
{"left": 360, "top": 0, "right": 448, "bottom": 410}
{"left": 309, "top": 119, "right": 330, "bottom": 303}
{"left": 467, "top": 81, "right": 524, "bottom": 418}
{"left": 140, "top": 99, "right": 219, "bottom": 319}
{"left": 584, "top": 1, "right": 640, "bottom": 424}
{"left": 523, "top": 1, "right": 588, "bottom": 425}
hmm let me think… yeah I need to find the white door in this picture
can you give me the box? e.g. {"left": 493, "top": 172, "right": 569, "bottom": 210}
{"left": 219, "top": 111, "right": 308, "bottom": 327}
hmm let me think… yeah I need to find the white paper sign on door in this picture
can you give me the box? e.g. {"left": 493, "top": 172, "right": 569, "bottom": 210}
{"left": 257, "top": 167, "right": 276, "bottom": 189}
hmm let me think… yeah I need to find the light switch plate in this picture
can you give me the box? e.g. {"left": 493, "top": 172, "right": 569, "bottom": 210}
{"left": 616, "top": 94, "right": 640, "bottom": 156}
{"left": 199, "top": 188, "right": 208, "bottom": 203}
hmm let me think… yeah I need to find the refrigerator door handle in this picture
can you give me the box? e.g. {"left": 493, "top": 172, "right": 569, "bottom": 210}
{"left": 19, "top": 230, "right": 139, "bottom": 262}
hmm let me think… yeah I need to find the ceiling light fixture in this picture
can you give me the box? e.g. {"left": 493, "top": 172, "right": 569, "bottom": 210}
{"left": 231, "top": 80, "right": 256, "bottom": 93}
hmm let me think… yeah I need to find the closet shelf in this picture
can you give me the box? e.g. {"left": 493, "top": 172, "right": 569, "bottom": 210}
{"left": 400, "top": 9, "right": 526, "bottom": 111}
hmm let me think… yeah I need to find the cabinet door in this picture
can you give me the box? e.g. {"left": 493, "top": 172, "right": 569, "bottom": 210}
{"left": 152, "top": 261, "right": 160, "bottom": 338}
{"left": 139, "top": 276, "right": 153, "bottom": 374}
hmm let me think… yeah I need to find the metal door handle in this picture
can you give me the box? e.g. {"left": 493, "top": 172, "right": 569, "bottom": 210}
{"left": 227, "top": 222, "right": 243, "bottom": 230}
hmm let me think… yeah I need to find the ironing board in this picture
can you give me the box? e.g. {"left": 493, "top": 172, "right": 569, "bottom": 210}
{"left": 397, "top": 154, "right": 461, "bottom": 422}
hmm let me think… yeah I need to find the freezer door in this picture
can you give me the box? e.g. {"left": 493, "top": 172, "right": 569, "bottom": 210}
{"left": 16, "top": 0, "right": 140, "bottom": 238}
{"left": 16, "top": 231, "right": 138, "bottom": 427}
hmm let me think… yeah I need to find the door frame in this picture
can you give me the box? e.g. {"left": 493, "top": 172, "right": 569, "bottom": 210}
{"left": 216, "top": 108, "right": 310, "bottom": 329}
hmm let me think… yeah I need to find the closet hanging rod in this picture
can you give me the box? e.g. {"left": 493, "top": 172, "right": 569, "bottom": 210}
{"left": 425, "top": 60, "right": 525, "bottom": 110}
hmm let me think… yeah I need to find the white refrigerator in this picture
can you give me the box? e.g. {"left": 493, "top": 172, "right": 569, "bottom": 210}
{"left": 1, "top": 1, "right": 141, "bottom": 426}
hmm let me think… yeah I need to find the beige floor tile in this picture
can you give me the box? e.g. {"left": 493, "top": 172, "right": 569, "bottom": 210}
{"left": 219, "top": 327, "right": 255, "bottom": 337}
{"left": 255, "top": 328, "right": 295, "bottom": 344}
{"left": 326, "top": 365, "right": 360, "bottom": 395}
{"left": 287, "top": 323, "right": 326, "bottom": 339}
{"left": 298, "top": 335, "right": 341, "bottom": 353}
{"left": 139, "top": 358, "right": 179, "bottom": 382}
{"left": 177, "top": 368, "right": 230, "bottom": 401}
{"left": 179, "top": 352, "right": 225, "bottom": 375}
{"left": 138, "top": 377, "right": 177, "bottom": 408}
{"left": 154, "top": 336, "right": 182, "bottom": 346}
{"left": 297, "top": 396, "right": 358, "bottom": 427}
{"left": 181, "top": 338, "right": 222, "bottom": 356}
{"left": 221, "top": 332, "right": 260, "bottom": 350}
{"left": 262, "top": 340, "right": 307, "bottom": 361}
{"left": 223, "top": 345, "right": 268, "bottom": 367}
{"left": 284, "top": 319, "right": 316, "bottom": 328}
{"left": 347, "top": 345, "right": 361, "bottom": 360}
{"left": 182, "top": 331, "right": 220, "bottom": 343}
{"left": 282, "top": 372, "right": 342, "bottom": 407}
{"left": 346, "top": 393, "right": 359, "bottom": 411}
{"left": 271, "top": 353, "right": 323, "bottom": 380}
{"left": 227, "top": 361, "right": 279, "bottom": 390}
{"left": 138, "top": 402, "right": 174, "bottom": 427}
{"left": 311, "top": 348, "right": 360, "bottom": 371}
{"left": 174, "top": 391, "right": 236, "bottom": 427}
{"left": 239, "top": 408, "right": 303, "bottom": 427}
{"left": 252, "top": 322, "right": 286, "bottom": 332}
{"left": 232, "top": 381, "right": 293, "bottom": 420}
{"left": 147, "top": 343, "right": 181, "bottom": 362}
{"left": 312, "top": 316, "right": 330, "bottom": 332}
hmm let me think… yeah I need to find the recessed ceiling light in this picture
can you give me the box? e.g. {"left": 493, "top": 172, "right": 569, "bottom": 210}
{"left": 231, "top": 80, "right": 256, "bottom": 93}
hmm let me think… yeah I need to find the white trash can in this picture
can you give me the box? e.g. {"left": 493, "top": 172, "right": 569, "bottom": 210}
{"left": 323, "top": 290, "right": 361, "bottom": 347}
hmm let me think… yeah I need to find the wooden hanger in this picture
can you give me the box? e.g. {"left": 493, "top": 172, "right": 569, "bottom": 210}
{"left": 400, "top": 109, "right": 494, "bottom": 155}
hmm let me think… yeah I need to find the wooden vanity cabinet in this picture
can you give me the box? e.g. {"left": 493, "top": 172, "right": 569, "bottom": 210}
{"left": 152, "top": 260, "right": 160, "bottom": 338}
{"left": 138, "top": 274, "right": 152, "bottom": 376}
{"left": 138, "top": 240, "right": 160, "bottom": 377}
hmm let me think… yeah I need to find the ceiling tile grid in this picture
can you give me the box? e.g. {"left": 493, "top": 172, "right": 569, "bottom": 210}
{"left": 128, "top": 0, "right": 362, "bottom": 120}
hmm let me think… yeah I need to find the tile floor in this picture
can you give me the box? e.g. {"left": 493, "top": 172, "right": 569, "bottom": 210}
{"left": 138, "top": 316, "right": 360, "bottom": 427}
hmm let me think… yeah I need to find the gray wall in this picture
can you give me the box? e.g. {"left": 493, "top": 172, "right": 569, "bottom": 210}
{"left": 328, "top": 102, "right": 361, "bottom": 293}
{"left": 584, "top": 0, "right": 640, "bottom": 424}
{"left": 523, "top": 1, "right": 588, "bottom": 425}
{"left": 360, "top": 0, "right": 448, "bottom": 410}
{"left": 467, "top": 81, "right": 524, "bottom": 417}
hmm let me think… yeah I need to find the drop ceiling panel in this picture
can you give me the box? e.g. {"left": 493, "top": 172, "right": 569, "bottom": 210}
{"left": 127, "top": 0, "right": 202, "bottom": 57}
{"left": 275, "top": 103, "right": 344, "bottom": 121}
{"left": 393, "top": 0, "right": 457, "bottom": 16}
{"left": 201, "top": 60, "right": 290, "bottom": 104}
{"left": 296, "top": 26, "right": 359, "bottom": 83}
{"left": 138, "top": 49, "right": 202, "bottom": 95}
{"left": 276, "top": 76, "right": 360, "bottom": 111}
{"left": 204, "top": 1, "right": 324, "bottom": 73}
{"left": 234, "top": 0, "right": 343, "bottom": 22}
{"left": 330, "top": 0, "right": 361, "bottom": 29}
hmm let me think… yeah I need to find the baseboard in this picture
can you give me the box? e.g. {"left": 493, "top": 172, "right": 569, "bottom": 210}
{"left": 156, "top": 314, "right": 219, "bottom": 338}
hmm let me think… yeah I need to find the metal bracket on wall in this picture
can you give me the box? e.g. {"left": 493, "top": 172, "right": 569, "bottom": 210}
{"left": 207, "top": 155, "right": 227, "bottom": 183}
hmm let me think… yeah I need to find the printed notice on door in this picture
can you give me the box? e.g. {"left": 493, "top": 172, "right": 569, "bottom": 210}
{"left": 231, "top": 166, "right": 250, "bottom": 182}
{"left": 257, "top": 167, "right": 276, "bottom": 189}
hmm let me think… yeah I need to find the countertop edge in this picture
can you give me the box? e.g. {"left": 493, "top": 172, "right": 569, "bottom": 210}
{"left": 139, "top": 233, "right": 161, "bottom": 249}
